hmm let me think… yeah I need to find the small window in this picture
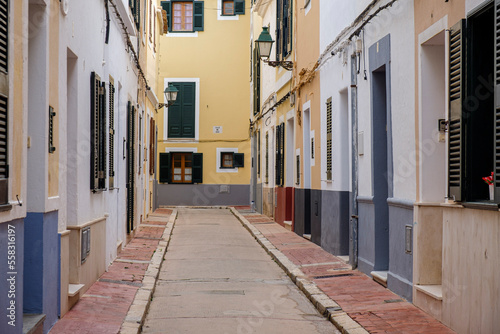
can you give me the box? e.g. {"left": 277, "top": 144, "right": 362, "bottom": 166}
{"left": 222, "top": 0, "right": 234, "bottom": 15}
{"left": 221, "top": 152, "right": 234, "bottom": 168}
{"left": 220, "top": 152, "right": 244, "bottom": 169}
{"left": 159, "top": 152, "right": 203, "bottom": 183}
{"left": 172, "top": 152, "right": 193, "bottom": 183}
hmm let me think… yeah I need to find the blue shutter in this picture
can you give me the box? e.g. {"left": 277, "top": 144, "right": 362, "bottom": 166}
{"left": 161, "top": 1, "right": 171, "bottom": 32}
{"left": 192, "top": 153, "right": 203, "bottom": 183}
{"left": 194, "top": 1, "right": 204, "bottom": 31}
{"left": 234, "top": 0, "right": 245, "bottom": 15}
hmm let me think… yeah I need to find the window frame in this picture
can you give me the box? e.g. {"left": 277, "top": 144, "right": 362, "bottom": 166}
{"left": 161, "top": 0, "right": 204, "bottom": 33}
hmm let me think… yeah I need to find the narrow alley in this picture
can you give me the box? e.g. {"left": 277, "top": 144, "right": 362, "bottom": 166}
{"left": 142, "top": 208, "right": 338, "bottom": 334}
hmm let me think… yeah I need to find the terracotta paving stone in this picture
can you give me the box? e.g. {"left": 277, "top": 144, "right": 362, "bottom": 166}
{"left": 50, "top": 209, "right": 172, "bottom": 334}
{"left": 236, "top": 208, "right": 455, "bottom": 334}
{"left": 143, "top": 220, "right": 167, "bottom": 225}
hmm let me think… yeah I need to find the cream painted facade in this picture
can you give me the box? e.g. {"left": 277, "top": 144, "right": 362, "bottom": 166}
{"left": 414, "top": 0, "right": 500, "bottom": 332}
{"left": 155, "top": 0, "right": 251, "bottom": 207}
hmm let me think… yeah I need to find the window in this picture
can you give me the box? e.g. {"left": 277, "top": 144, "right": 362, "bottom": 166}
{"left": 276, "top": 0, "right": 292, "bottom": 61}
{"left": 168, "top": 82, "right": 196, "bottom": 138}
{"left": 448, "top": 2, "right": 500, "bottom": 203}
{"left": 220, "top": 152, "right": 244, "bottom": 168}
{"left": 0, "top": 0, "right": 8, "bottom": 205}
{"left": 326, "top": 97, "right": 332, "bottom": 180}
{"left": 130, "top": 0, "right": 140, "bottom": 30}
{"left": 253, "top": 47, "right": 261, "bottom": 115}
{"left": 149, "top": 118, "right": 155, "bottom": 175}
{"left": 161, "top": 1, "right": 204, "bottom": 32}
{"left": 275, "top": 123, "right": 285, "bottom": 187}
{"left": 90, "top": 72, "right": 107, "bottom": 191}
{"left": 159, "top": 152, "right": 203, "bottom": 183}
{"left": 222, "top": 0, "right": 245, "bottom": 16}
{"left": 149, "top": 0, "right": 153, "bottom": 42}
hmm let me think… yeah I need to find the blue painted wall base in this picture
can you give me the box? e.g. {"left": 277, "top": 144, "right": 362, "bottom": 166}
{"left": 23, "top": 211, "right": 59, "bottom": 334}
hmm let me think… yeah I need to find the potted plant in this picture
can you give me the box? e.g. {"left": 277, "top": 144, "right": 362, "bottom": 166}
{"left": 482, "top": 172, "right": 494, "bottom": 200}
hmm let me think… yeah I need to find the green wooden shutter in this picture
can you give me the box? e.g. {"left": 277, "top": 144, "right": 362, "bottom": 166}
{"left": 326, "top": 97, "right": 332, "bottom": 180}
{"left": 90, "top": 72, "right": 101, "bottom": 191}
{"left": 168, "top": 82, "right": 195, "bottom": 138}
{"left": 181, "top": 82, "right": 195, "bottom": 137}
{"left": 234, "top": 153, "right": 244, "bottom": 167}
{"left": 234, "top": 0, "right": 245, "bottom": 14}
{"left": 0, "top": 0, "right": 7, "bottom": 204}
{"left": 99, "top": 82, "right": 107, "bottom": 189}
{"left": 253, "top": 47, "right": 261, "bottom": 115}
{"left": 193, "top": 1, "right": 204, "bottom": 31}
{"left": 280, "top": 123, "right": 285, "bottom": 186}
{"left": 448, "top": 20, "right": 465, "bottom": 202}
{"left": 276, "top": 0, "right": 282, "bottom": 61}
{"left": 192, "top": 153, "right": 203, "bottom": 183}
{"left": 276, "top": 125, "right": 281, "bottom": 185}
{"left": 257, "top": 130, "right": 261, "bottom": 177}
{"left": 161, "top": 1, "right": 171, "bottom": 32}
{"left": 109, "top": 82, "right": 115, "bottom": 188}
{"left": 126, "top": 102, "right": 135, "bottom": 233}
{"left": 265, "top": 132, "right": 269, "bottom": 183}
{"left": 159, "top": 152, "right": 171, "bottom": 183}
{"left": 495, "top": 1, "right": 500, "bottom": 200}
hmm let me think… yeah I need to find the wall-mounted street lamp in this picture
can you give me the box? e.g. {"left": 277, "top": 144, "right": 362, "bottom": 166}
{"left": 255, "top": 27, "right": 293, "bottom": 71}
{"left": 157, "top": 83, "right": 179, "bottom": 109}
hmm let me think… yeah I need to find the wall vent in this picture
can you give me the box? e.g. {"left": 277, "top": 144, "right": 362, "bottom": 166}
{"left": 81, "top": 227, "right": 91, "bottom": 263}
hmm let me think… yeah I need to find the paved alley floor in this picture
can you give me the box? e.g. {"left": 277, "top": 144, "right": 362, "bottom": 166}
{"left": 142, "top": 208, "right": 339, "bottom": 334}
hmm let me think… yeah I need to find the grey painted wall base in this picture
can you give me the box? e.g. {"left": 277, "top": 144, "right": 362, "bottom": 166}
{"left": 156, "top": 184, "right": 250, "bottom": 206}
{"left": 321, "top": 190, "right": 350, "bottom": 255}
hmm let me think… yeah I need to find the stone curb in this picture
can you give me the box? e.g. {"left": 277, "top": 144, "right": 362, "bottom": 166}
{"left": 119, "top": 209, "right": 178, "bottom": 334}
{"left": 229, "top": 207, "right": 369, "bottom": 334}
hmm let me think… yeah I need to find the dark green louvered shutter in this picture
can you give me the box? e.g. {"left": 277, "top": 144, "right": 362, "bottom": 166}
{"left": 265, "top": 132, "right": 269, "bottom": 183}
{"left": 276, "top": 0, "right": 281, "bottom": 61}
{"left": 159, "top": 152, "right": 171, "bottom": 183}
{"left": 280, "top": 123, "right": 285, "bottom": 186}
{"left": 234, "top": 153, "right": 244, "bottom": 167}
{"left": 126, "top": 102, "right": 135, "bottom": 233}
{"left": 0, "top": 0, "right": 7, "bottom": 205}
{"left": 194, "top": 1, "right": 204, "bottom": 31}
{"left": 192, "top": 153, "right": 203, "bottom": 183}
{"left": 253, "top": 47, "right": 261, "bottom": 115}
{"left": 161, "top": 1, "right": 171, "bottom": 32}
{"left": 276, "top": 125, "right": 281, "bottom": 185}
{"left": 257, "top": 130, "right": 261, "bottom": 177}
{"left": 99, "top": 82, "right": 107, "bottom": 189}
{"left": 234, "top": 0, "right": 245, "bottom": 14}
{"left": 109, "top": 82, "right": 115, "bottom": 188}
{"left": 448, "top": 20, "right": 465, "bottom": 202}
{"left": 326, "top": 97, "right": 332, "bottom": 180}
{"left": 168, "top": 82, "right": 195, "bottom": 138}
{"left": 90, "top": 72, "right": 101, "bottom": 191}
{"left": 495, "top": 1, "right": 500, "bottom": 201}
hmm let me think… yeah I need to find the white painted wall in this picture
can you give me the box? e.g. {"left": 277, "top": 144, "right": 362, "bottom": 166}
{"left": 58, "top": 0, "right": 141, "bottom": 265}
{"left": 319, "top": 0, "right": 416, "bottom": 201}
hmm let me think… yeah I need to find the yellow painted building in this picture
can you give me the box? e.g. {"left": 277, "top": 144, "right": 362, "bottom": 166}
{"left": 155, "top": 0, "right": 251, "bottom": 206}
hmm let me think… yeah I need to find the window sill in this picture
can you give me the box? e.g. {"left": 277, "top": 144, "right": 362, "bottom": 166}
{"left": 0, "top": 203, "right": 12, "bottom": 212}
{"left": 461, "top": 201, "right": 499, "bottom": 211}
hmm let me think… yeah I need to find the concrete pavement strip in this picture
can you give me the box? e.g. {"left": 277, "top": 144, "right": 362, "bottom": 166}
{"left": 119, "top": 209, "right": 178, "bottom": 334}
{"left": 229, "top": 207, "right": 369, "bottom": 334}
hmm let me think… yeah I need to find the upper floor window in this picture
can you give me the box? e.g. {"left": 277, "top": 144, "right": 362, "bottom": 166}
{"left": 222, "top": 0, "right": 245, "bottom": 16}
{"left": 161, "top": 1, "right": 204, "bottom": 33}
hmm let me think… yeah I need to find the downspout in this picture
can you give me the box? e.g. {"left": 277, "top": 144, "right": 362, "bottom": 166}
{"left": 350, "top": 53, "right": 359, "bottom": 269}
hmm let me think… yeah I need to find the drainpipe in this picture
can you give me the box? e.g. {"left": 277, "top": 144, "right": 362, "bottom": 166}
{"left": 350, "top": 54, "right": 359, "bottom": 269}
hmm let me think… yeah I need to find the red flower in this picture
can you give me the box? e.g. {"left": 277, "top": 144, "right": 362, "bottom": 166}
{"left": 482, "top": 172, "right": 494, "bottom": 185}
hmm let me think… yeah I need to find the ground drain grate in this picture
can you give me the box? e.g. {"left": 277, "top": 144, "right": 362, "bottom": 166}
{"left": 384, "top": 299, "right": 404, "bottom": 303}
{"left": 313, "top": 273, "right": 354, "bottom": 279}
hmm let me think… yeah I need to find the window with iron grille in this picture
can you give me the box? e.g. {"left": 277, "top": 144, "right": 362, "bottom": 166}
{"left": 90, "top": 72, "right": 107, "bottom": 191}
{"left": 326, "top": 97, "right": 332, "bottom": 180}
{"left": 0, "top": 0, "right": 9, "bottom": 205}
